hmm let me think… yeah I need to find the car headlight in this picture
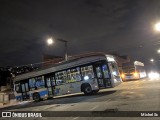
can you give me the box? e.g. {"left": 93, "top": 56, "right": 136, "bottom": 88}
{"left": 148, "top": 72, "right": 160, "bottom": 79}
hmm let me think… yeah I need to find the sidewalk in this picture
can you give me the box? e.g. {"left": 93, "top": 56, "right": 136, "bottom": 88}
{"left": 0, "top": 99, "right": 30, "bottom": 109}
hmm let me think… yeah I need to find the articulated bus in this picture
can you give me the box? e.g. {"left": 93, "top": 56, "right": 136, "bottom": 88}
{"left": 121, "top": 61, "right": 147, "bottom": 81}
{"left": 13, "top": 53, "right": 122, "bottom": 101}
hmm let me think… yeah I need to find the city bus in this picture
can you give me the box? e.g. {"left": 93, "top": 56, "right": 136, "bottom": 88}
{"left": 121, "top": 61, "right": 146, "bottom": 80}
{"left": 13, "top": 53, "right": 122, "bottom": 101}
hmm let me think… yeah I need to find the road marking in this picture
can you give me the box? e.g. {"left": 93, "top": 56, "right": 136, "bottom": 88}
{"left": 90, "top": 105, "right": 99, "bottom": 110}
{"left": 40, "top": 104, "right": 58, "bottom": 111}
{"left": 107, "top": 99, "right": 111, "bottom": 102}
{"left": 72, "top": 117, "right": 79, "bottom": 120}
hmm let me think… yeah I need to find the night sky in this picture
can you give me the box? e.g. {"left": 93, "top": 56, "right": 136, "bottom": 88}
{"left": 0, "top": 0, "right": 160, "bottom": 68}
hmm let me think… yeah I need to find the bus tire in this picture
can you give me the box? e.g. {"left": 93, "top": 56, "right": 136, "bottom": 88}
{"left": 83, "top": 84, "right": 93, "bottom": 95}
{"left": 33, "top": 93, "right": 41, "bottom": 102}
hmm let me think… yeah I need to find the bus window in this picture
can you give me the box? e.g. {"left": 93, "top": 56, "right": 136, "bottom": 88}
{"left": 102, "top": 65, "right": 109, "bottom": 78}
{"left": 35, "top": 76, "right": 45, "bottom": 89}
{"left": 81, "top": 65, "right": 94, "bottom": 80}
{"left": 96, "top": 66, "right": 102, "bottom": 78}
{"left": 123, "top": 67, "right": 135, "bottom": 73}
{"left": 55, "top": 71, "right": 67, "bottom": 85}
{"left": 110, "top": 62, "right": 120, "bottom": 76}
{"left": 46, "top": 78, "right": 51, "bottom": 87}
{"left": 15, "top": 83, "right": 21, "bottom": 93}
{"left": 25, "top": 83, "right": 29, "bottom": 91}
{"left": 67, "top": 67, "right": 81, "bottom": 83}
{"left": 21, "top": 84, "right": 25, "bottom": 92}
{"left": 46, "top": 76, "right": 55, "bottom": 87}
{"left": 29, "top": 78, "right": 36, "bottom": 90}
{"left": 51, "top": 78, "right": 56, "bottom": 86}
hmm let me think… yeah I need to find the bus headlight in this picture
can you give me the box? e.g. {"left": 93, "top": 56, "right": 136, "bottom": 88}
{"left": 84, "top": 76, "right": 89, "bottom": 80}
{"left": 121, "top": 74, "right": 125, "bottom": 78}
{"left": 134, "top": 72, "right": 138, "bottom": 76}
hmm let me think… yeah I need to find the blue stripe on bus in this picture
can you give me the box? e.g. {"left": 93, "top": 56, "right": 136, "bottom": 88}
{"left": 38, "top": 90, "right": 48, "bottom": 97}
{"left": 15, "top": 95, "right": 22, "bottom": 100}
{"left": 15, "top": 90, "right": 48, "bottom": 100}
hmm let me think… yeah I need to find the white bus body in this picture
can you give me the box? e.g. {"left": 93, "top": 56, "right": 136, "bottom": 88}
{"left": 13, "top": 54, "right": 122, "bottom": 101}
{"left": 121, "top": 61, "right": 146, "bottom": 80}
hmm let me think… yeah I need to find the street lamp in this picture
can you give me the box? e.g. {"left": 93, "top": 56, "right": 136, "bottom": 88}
{"left": 47, "top": 38, "right": 54, "bottom": 45}
{"left": 154, "top": 22, "right": 160, "bottom": 32}
{"left": 150, "top": 58, "right": 154, "bottom": 62}
{"left": 47, "top": 38, "right": 68, "bottom": 61}
{"left": 157, "top": 49, "right": 160, "bottom": 53}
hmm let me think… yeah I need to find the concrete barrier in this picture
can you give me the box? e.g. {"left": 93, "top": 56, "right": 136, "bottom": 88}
{"left": 0, "top": 93, "right": 10, "bottom": 105}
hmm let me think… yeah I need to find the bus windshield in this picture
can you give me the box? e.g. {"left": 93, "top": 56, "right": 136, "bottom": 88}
{"left": 123, "top": 67, "right": 135, "bottom": 73}
{"left": 111, "top": 62, "right": 120, "bottom": 77}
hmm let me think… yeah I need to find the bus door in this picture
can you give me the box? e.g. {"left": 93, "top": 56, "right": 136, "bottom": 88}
{"left": 21, "top": 82, "right": 30, "bottom": 100}
{"left": 108, "top": 62, "right": 121, "bottom": 82}
{"left": 94, "top": 63, "right": 111, "bottom": 88}
{"left": 46, "top": 77, "right": 55, "bottom": 97}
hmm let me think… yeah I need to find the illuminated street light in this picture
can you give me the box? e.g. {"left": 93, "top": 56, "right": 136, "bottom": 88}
{"left": 157, "top": 49, "right": 160, "bottom": 53}
{"left": 46, "top": 37, "right": 68, "bottom": 61}
{"left": 150, "top": 59, "right": 154, "bottom": 62}
{"left": 154, "top": 22, "right": 160, "bottom": 31}
{"left": 47, "top": 38, "right": 54, "bottom": 45}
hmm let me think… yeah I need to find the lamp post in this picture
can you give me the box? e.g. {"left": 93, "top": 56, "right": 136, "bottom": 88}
{"left": 57, "top": 38, "right": 68, "bottom": 61}
{"left": 47, "top": 38, "right": 68, "bottom": 61}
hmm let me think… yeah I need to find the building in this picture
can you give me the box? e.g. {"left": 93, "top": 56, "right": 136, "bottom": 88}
{"left": 42, "top": 52, "right": 130, "bottom": 70}
{"left": 0, "top": 67, "right": 12, "bottom": 91}
{"left": 43, "top": 54, "right": 64, "bottom": 67}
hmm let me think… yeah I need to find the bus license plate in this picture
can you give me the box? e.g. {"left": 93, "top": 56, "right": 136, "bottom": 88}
{"left": 126, "top": 76, "right": 132, "bottom": 79}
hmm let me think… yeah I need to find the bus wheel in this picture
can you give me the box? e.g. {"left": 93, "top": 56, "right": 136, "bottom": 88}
{"left": 33, "top": 93, "right": 41, "bottom": 102}
{"left": 84, "top": 85, "right": 93, "bottom": 95}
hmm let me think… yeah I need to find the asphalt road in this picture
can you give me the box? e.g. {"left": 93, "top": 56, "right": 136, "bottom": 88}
{"left": 1, "top": 78, "right": 160, "bottom": 120}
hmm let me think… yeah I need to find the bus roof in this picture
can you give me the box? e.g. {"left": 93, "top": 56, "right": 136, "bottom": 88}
{"left": 14, "top": 54, "right": 114, "bottom": 82}
{"left": 134, "top": 61, "right": 144, "bottom": 66}
{"left": 122, "top": 61, "right": 144, "bottom": 68}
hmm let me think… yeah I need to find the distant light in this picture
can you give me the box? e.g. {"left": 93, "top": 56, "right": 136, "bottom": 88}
{"left": 157, "top": 49, "right": 160, "bottom": 53}
{"left": 150, "top": 59, "right": 154, "bottom": 62}
{"left": 154, "top": 22, "right": 160, "bottom": 31}
{"left": 47, "top": 38, "right": 54, "bottom": 45}
{"left": 148, "top": 72, "right": 160, "bottom": 79}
